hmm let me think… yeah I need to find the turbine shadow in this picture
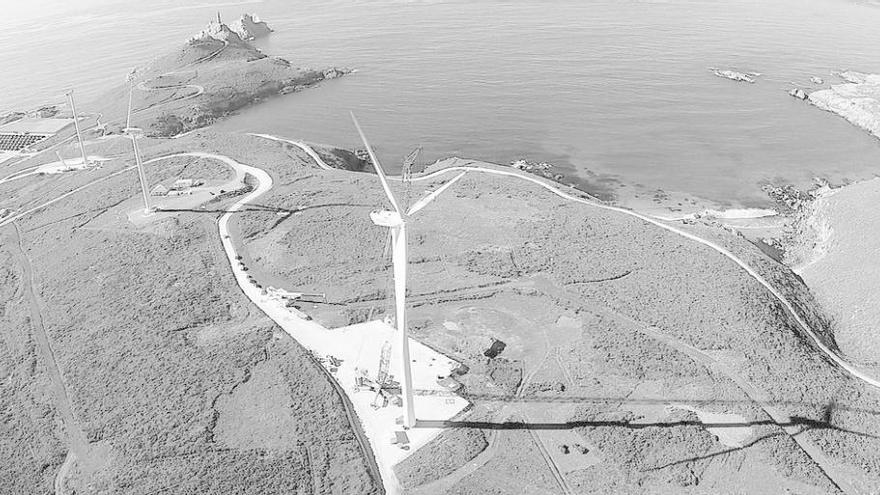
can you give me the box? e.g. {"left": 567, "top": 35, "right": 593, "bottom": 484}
{"left": 156, "top": 202, "right": 369, "bottom": 215}
{"left": 414, "top": 398, "right": 880, "bottom": 441}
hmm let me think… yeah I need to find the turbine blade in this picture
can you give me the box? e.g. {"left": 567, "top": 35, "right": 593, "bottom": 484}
{"left": 351, "top": 112, "right": 401, "bottom": 214}
{"left": 407, "top": 171, "right": 467, "bottom": 216}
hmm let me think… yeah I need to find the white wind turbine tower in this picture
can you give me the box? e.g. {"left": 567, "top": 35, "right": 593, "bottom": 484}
{"left": 124, "top": 127, "right": 153, "bottom": 215}
{"left": 351, "top": 113, "right": 467, "bottom": 429}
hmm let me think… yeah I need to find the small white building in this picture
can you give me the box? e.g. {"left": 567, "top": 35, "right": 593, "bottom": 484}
{"left": 150, "top": 184, "right": 169, "bottom": 196}
{"left": 172, "top": 179, "right": 194, "bottom": 191}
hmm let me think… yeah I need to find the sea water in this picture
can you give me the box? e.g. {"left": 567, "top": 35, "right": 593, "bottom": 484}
{"left": 3, "top": 0, "right": 880, "bottom": 207}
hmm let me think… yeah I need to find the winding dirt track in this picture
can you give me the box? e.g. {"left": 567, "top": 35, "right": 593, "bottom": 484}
{"left": 248, "top": 133, "right": 336, "bottom": 171}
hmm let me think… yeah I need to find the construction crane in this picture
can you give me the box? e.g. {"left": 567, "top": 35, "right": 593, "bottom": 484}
{"left": 401, "top": 146, "right": 421, "bottom": 212}
{"left": 376, "top": 341, "right": 392, "bottom": 386}
{"left": 368, "top": 146, "right": 420, "bottom": 323}
{"left": 372, "top": 341, "right": 393, "bottom": 408}
{"left": 353, "top": 340, "right": 401, "bottom": 409}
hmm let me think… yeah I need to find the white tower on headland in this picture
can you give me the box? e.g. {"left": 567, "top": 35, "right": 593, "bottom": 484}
{"left": 64, "top": 90, "right": 89, "bottom": 167}
{"left": 351, "top": 113, "right": 467, "bottom": 429}
{"left": 125, "top": 127, "right": 152, "bottom": 215}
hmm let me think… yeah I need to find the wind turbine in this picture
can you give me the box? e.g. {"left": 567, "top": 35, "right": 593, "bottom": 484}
{"left": 64, "top": 90, "right": 89, "bottom": 167}
{"left": 351, "top": 113, "right": 467, "bottom": 429}
{"left": 125, "top": 127, "right": 152, "bottom": 215}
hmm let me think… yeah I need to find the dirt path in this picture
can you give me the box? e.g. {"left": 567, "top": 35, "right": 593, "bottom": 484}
{"left": 54, "top": 452, "right": 75, "bottom": 495}
{"left": 526, "top": 424, "right": 573, "bottom": 495}
{"left": 248, "top": 133, "right": 336, "bottom": 171}
{"left": 136, "top": 80, "right": 205, "bottom": 99}
{"left": 7, "top": 223, "right": 93, "bottom": 489}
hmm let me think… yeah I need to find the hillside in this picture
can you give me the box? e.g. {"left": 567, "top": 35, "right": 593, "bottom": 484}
{"left": 4, "top": 126, "right": 880, "bottom": 493}
{"left": 87, "top": 19, "right": 349, "bottom": 138}
{"left": 0, "top": 132, "right": 380, "bottom": 494}
{"left": 224, "top": 138, "right": 880, "bottom": 494}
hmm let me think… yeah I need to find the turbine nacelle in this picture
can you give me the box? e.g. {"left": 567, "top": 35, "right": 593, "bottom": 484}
{"left": 370, "top": 210, "right": 404, "bottom": 228}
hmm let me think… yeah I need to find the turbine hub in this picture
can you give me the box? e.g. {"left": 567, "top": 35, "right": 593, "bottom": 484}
{"left": 370, "top": 210, "right": 403, "bottom": 227}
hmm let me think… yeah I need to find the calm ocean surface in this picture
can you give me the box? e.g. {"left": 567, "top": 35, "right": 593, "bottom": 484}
{"left": 3, "top": 0, "right": 880, "bottom": 207}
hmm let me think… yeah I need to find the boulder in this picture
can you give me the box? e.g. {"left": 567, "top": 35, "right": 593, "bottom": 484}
{"left": 788, "top": 88, "right": 808, "bottom": 100}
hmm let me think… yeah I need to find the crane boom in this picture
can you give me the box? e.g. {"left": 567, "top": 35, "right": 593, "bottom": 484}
{"left": 376, "top": 341, "right": 392, "bottom": 385}
{"left": 402, "top": 146, "right": 421, "bottom": 211}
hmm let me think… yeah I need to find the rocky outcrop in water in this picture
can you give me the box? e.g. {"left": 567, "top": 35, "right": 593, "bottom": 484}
{"left": 230, "top": 14, "right": 273, "bottom": 41}
{"left": 788, "top": 88, "right": 808, "bottom": 100}
{"left": 510, "top": 159, "right": 564, "bottom": 181}
{"left": 710, "top": 68, "right": 758, "bottom": 83}
{"left": 809, "top": 71, "right": 880, "bottom": 140}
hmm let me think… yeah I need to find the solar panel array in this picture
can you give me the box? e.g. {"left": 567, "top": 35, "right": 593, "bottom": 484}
{"left": 0, "top": 132, "right": 49, "bottom": 151}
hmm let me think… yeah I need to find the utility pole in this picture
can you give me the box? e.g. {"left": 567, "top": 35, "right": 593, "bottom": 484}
{"left": 126, "top": 128, "right": 152, "bottom": 215}
{"left": 65, "top": 90, "right": 89, "bottom": 167}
